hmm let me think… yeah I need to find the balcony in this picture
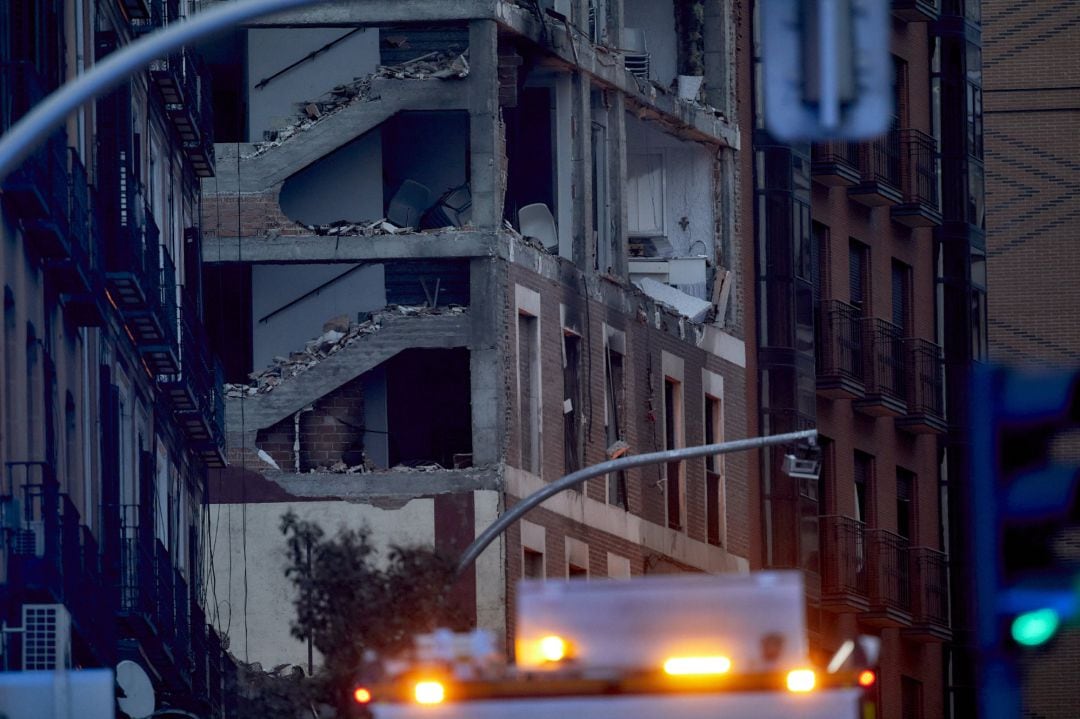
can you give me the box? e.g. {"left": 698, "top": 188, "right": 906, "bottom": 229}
{"left": 160, "top": 295, "right": 227, "bottom": 468}
{"left": 132, "top": 238, "right": 181, "bottom": 375}
{"left": 51, "top": 150, "right": 106, "bottom": 326}
{"left": 815, "top": 300, "right": 865, "bottom": 399}
{"left": 848, "top": 132, "right": 903, "bottom": 207}
{"left": 151, "top": 49, "right": 215, "bottom": 178}
{"left": 892, "top": 0, "right": 940, "bottom": 23}
{"left": 174, "top": 568, "right": 191, "bottom": 686}
{"left": 854, "top": 318, "right": 907, "bottom": 417}
{"left": 132, "top": 0, "right": 180, "bottom": 33}
{"left": 0, "top": 62, "right": 69, "bottom": 257}
{"left": 891, "top": 130, "right": 942, "bottom": 228}
{"left": 863, "top": 529, "right": 912, "bottom": 628}
{"left": 118, "top": 0, "right": 151, "bottom": 21}
{"left": 897, "top": 338, "right": 946, "bottom": 434}
{"left": 117, "top": 504, "right": 157, "bottom": 628}
{"left": 819, "top": 515, "right": 869, "bottom": 613}
{"left": 905, "top": 547, "right": 951, "bottom": 642}
{"left": 811, "top": 141, "right": 861, "bottom": 187}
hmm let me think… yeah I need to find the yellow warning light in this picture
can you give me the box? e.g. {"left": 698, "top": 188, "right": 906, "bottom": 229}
{"left": 539, "top": 635, "right": 569, "bottom": 662}
{"left": 663, "top": 655, "right": 733, "bottom": 676}
{"left": 786, "top": 668, "right": 817, "bottom": 693}
{"left": 353, "top": 687, "right": 372, "bottom": 704}
{"left": 414, "top": 680, "right": 446, "bottom": 705}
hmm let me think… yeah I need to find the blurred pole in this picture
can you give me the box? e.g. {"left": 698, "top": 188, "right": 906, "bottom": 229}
{"left": 0, "top": 0, "right": 325, "bottom": 183}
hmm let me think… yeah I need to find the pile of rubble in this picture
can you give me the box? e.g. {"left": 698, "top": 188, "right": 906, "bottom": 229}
{"left": 244, "top": 50, "right": 469, "bottom": 159}
{"left": 225, "top": 305, "right": 467, "bottom": 398}
{"left": 304, "top": 218, "right": 411, "bottom": 237}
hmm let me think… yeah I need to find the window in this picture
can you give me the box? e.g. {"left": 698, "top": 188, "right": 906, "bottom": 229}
{"left": 817, "top": 436, "right": 833, "bottom": 515}
{"left": 566, "top": 537, "right": 589, "bottom": 579}
{"left": 628, "top": 153, "right": 665, "bottom": 237}
{"left": 896, "top": 468, "right": 915, "bottom": 541}
{"left": 521, "top": 520, "right": 546, "bottom": 580}
{"left": 849, "top": 240, "right": 870, "bottom": 315}
{"left": 26, "top": 323, "right": 38, "bottom": 458}
{"left": 901, "top": 675, "right": 923, "bottom": 719}
{"left": 604, "top": 326, "right": 627, "bottom": 507}
{"left": 703, "top": 369, "right": 726, "bottom": 547}
{"left": 664, "top": 377, "right": 684, "bottom": 530}
{"left": 516, "top": 287, "right": 541, "bottom": 475}
{"left": 811, "top": 221, "right": 830, "bottom": 304}
{"left": 607, "top": 553, "right": 631, "bottom": 579}
{"left": 563, "top": 330, "right": 583, "bottom": 475}
{"left": 853, "top": 451, "right": 874, "bottom": 525}
{"left": 891, "top": 260, "right": 912, "bottom": 335}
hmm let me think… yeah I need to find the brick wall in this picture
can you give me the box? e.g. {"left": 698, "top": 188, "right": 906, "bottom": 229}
{"left": 201, "top": 188, "right": 310, "bottom": 241}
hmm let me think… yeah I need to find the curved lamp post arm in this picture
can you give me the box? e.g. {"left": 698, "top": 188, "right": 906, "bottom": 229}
{"left": 456, "top": 428, "right": 818, "bottom": 577}
{"left": 0, "top": 0, "right": 325, "bottom": 183}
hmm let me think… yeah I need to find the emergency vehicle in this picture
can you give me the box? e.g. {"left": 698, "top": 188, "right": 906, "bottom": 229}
{"left": 360, "top": 571, "right": 879, "bottom": 719}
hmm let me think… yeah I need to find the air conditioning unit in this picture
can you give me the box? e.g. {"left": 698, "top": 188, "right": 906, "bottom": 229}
{"left": 22, "top": 604, "right": 72, "bottom": 671}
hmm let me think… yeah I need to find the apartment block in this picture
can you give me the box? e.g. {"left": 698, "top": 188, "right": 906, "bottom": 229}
{"left": 0, "top": 0, "right": 233, "bottom": 715}
{"left": 199, "top": 0, "right": 751, "bottom": 667}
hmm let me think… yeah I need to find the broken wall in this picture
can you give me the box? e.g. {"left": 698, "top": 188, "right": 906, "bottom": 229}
{"left": 247, "top": 27, "right": 381, "bottom": 141}
{"left": 625, "top": 115, "right": 715, "bottom": 259}
{"left": 251, "top": 263, "right": 387, "bottom": 370}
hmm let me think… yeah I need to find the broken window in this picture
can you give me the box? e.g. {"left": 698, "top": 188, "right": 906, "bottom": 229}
{"left": 563, "top": 330, "right": 583, "bottom": 475}
{"left": 566, "top": 537, "right": 589, "bottom": 579}
{"left": 705, "top": 394, "right": 725, "bottom": 547}
{"left": 523, "top": 548, "right": 545, "bottom": 580}
{"left": 604, "top": 327, "right": 627, "bottom": 507}
{"left": 518, "top": 311, "right": 541, "bottom": 475}
{"left": 664, "top": 377, "right": 684, "bottom": 530}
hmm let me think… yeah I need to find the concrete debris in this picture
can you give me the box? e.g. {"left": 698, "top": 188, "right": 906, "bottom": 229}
{"left": 634, "top": 277, "right": 713, "bottom": 324}
{"left": 224, "top": 305, "right": 467, "bottom": 396}
{"left": 304, "top": 218, "right": 412, "bottom": 237}
{"left": 243, "top": 51, "right": 468, "bottom": 159}
{"left": 256, "top": 449, "right": 281, "bottom": 471}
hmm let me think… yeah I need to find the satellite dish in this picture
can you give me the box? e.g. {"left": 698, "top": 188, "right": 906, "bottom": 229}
{"left": 116, "top": 660, "right": 156, "bottom": 719}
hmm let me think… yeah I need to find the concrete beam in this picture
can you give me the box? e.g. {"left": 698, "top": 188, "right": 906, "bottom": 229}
{"left": 227, "top": 311, "right": 471, "bottom": 432}
{"left": 494, "top": 2, "right": 740, "bottom": 150}
{"left": 204, "top": 229, "right": 498, "bottom": 264}
{"left": 467, "top": 20, "right": 503, "bottom": 229}
{"left": 211, "top": 78, "right": 470, "bottom": 193}
{"left": 269, "top": 465, "right": 501, "bottom": 500}
{"left": 205, "top": 0, "right": 497, "bottom": 27}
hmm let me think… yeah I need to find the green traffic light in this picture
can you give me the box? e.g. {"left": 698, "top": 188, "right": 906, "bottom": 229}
{"left": 1011, "top": 608, "right": 1061, "bottom": 647}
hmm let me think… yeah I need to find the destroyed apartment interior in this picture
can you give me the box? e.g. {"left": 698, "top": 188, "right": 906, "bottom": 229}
{"left": 198, "top": 1, "right": 749, "bottom": 664}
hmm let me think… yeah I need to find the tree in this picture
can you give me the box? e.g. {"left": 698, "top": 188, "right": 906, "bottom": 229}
{"left": 273, "top": 511, "right": 462, "bottom": 714}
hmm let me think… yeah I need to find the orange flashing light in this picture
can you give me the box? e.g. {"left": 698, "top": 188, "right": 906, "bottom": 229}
{"left": 858, "top": 669, "right": 877, "bottom": 687}
{"left": 663, "top": 655, "right": 733, "bottom": 676}
{"left": 786, "top": 668, "right": 816, "bottom": 693}
{"left": 414, "top": 680, "right": 446, "bottom": 705}
{"left": 353, "top": 687, "right": 372, "bottom": 704}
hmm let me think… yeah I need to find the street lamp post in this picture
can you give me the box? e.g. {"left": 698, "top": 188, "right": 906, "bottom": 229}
{"left": 456, "top": 429, "right": 818, "bottom": 576}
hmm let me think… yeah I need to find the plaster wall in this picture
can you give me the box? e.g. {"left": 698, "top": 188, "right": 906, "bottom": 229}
{"left": 623, "top": 0, "right": 677, "bottom": 86}
{"left": 251, "top": 263, "right": 387, "bottom": 370}
{"left": 247, "top": 27, "right": 380, "bottom": 140}
{"left": 207, "top": 498, "right": 435, "bottom": 668}
{"left": 625, "top": 116, "right": 715, "bottom": 259}
{"left": 278, "top": 131, "right": 384, "bottom": 225}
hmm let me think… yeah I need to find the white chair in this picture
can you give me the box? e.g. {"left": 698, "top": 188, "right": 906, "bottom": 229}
{"left": 387, "top": 179, "right": 432, "bottom": 228}
{"left": 519, "top": 203, "right": 559, "bottom": 252}
{"left": 621, "top": 28, "right": 650, "bottom": 80}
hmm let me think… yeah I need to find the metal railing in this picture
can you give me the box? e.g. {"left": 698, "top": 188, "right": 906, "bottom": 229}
{"left": 904, "top": 338, "right": 945, "bottom": 418}
{"left": 910, "top": 546, "right": 949, "bottom": 628}
{"left": 862, "top": 318, "right": 907, "bottom": 404}
{"left": 866, "top": 528, "right": 911, "bottom": 612}
{"left": 819, "top": 515, "right": 867, "bottom": 597}
{"left": 2, "top": 462, "right": 62, "bottom": 593}
{"left": 816, "top": 300, "right": 864, "bottom": 384}
{"left": 812, "top": 140, "right": 861, "bottom": 169}
{"left": 118, "top": 504, "right": 157, "bottom": 617}
{"left": 859, "top": 130, "right": 902, "bottom": 189}
{"left": 68, "top": 149, "right": 93, "bottom": 271}
{"left": 175, "top": 568, "right": 191, "bottom": 679}
{"left": 133, "top": 0, "right": 182, "bottom": 32}
{"left": 899, "top": 129, "right": 939, "bottom": 208}
{"left": 155, "top": 539, "right": 176, "bottom": 641}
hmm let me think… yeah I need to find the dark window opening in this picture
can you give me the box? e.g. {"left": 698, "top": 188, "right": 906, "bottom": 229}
{"left": 504, "top": 86, "right": 556, "bottom": 227}
{"left": 605, "top": 343, "right": 627, "bottom": 507}
{"left": 386, "top": 348, "right": 472, "bottom": 469}
{"left": 849, "top": 239, "right": 870, "bottom": 315}
{"left": 892, "top": 260, "right": 912, "bottom": 336}
{"left": 518, "top": 313, "right": 540, "bottom": 474}
{"left": 563, "top": 333, "right": 583, "bottom": 475}
{"left": 523, "top": 548, "right": 544, "bottom": 580}
{"left": 897, "top": 468, "right": 915, "bottom": 541}
{"left": 664, "top": 378, "right": 682, "bottom": 530}
{"left": 569, "top": 562, "right": 588, "bottom": 579}
{"left": 203, "top": 264, "right": 253, "bottom": 384}
{"left": 854, "top": 451, "right": 873, "bottom": 525}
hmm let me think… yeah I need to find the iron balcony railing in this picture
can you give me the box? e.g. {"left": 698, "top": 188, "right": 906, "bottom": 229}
{"left": 154, "top": 539, "right": 176, "bottom": 642}
{"left": 68, "top": 149, "right": 93, "bottom": 271}
{"left": 132, "top": 0, "right": 181, "bottom": 32}
{"left": 866, "top": 528, "right": 911, "bottom": 613}
{"left": 816, "top": 300, "right": 865, "bottom": 385}
{"left": 859, "top": 130, "right": 902, "bottom": 189}
{"left": 175, "top": 568, "right": 191, "bottom": 681}
{"left": 861, "top": 318, "right": 907, "bottom": 405}
{"left": 904, "top": 337, "right": 945, "bottom": 418}
{"left": 812, "top": 140, "right": 861, "bottom": 169}
{"left": 118, "top": 503, "right": 157, "bottom": 618}
{"left": 819, "top": 515, "right": 867, "bottom": 598}
{"left": 2, "top": 462, "right": 62, "bottom": 596}
{"left": 910, "top": 546, "right": 950, "bottom": 628}
{"left": 191, "top": 597, "right": 209, "bottom": 698}
{"left": 899, "top": 129, "right": 939, "bottom": 208}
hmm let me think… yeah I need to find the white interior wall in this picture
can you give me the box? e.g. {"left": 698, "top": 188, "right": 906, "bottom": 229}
{"left": 625, "top": 116, "right": 715, "bottom": 258}
{"left": 278, "top": 131, "right": 384, "bottom": 225}
{"left": 251, "top": 263, "right": 387, "bottom": 370}
{"left": 208, "top": 499, "right": 436, "bottom": 669}
{"left": 247, "top": 28, "right": 380, "bottom": 140}
{"left": 360, "top": 367, "right": 389, "bottom": 467}
{"left": 623, "top": 0, "right": 678, "bottom": 86}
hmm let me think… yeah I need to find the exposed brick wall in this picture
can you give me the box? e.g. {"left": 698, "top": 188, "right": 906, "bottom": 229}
{"left": 201, "top": 188, "right": 310, "bottom": 241}
{"left": 984, "top": 2, "right": 1080, "bottom": 716}
{"left": 254, "top": 375, "right": 366, "bottom": 471}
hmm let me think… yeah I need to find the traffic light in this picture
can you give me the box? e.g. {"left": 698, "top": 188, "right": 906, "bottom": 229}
{"left": 970, "top": 366, "right": 1080, "bottom": 718}
{"left": 760, "top": 0, "right": 892, "bottom": 141}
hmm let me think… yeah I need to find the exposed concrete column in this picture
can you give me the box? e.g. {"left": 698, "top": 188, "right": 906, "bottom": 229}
{"left": 468, "top": 257, "right": 505, "bottom": 466}
{"left": 703, "top": 0, "right": 734, "bottom": 117}
{"left": 608, "top": 89, "right": 628, "bottom": 279}
{"left": 468, "top": 20, "right": 503, "bottom": 230}
{"left": 571, "top": 72, "right": 593, "bottom": 271}
{"left": 715, "top": 145, "right": 739, "bottom": 328}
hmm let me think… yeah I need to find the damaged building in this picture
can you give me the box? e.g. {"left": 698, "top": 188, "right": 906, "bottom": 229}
{"left": 200, "top": 0, "right": 749, "bottom": 665}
